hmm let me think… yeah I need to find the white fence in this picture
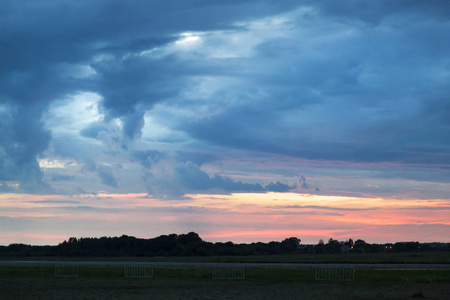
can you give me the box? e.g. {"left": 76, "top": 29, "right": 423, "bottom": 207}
{"left": 54, "top": 265, "right": 80, "bottom": 278}
{"left": 124, "top": 266, "right": 154, "bottom": 278}
{"left": 314, "top": 266, "right": 355, "bottom": 281}
{"left": 211, "top": 266, "right": 245, "bottom": 280}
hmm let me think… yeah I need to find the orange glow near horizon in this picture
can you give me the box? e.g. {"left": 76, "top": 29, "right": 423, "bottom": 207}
{"left": 0, "top": 232, "right": 70, "bottom": 246}
{"left": 0, "top": 192, "right": 449, "bottom": 245}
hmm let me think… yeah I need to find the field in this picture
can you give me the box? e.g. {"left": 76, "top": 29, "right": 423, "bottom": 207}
{"left": 3, "top": 250, "right": 449, "bottom": 264}
{"left": 1, "top": 253, "right": 449, "bottom": 299}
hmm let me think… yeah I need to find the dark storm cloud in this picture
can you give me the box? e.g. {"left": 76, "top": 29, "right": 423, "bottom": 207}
{"left": 2, "top": 0, "right": 450, "bottom": 197}
{"left": 122, "top": 110, "right": 146, "bottom": 140}
{"left": 175, "top": 161, "right": 264, "bottom": 193}
{"left": 299, "top": 176, "right": 310, "bottom": 190}
{"left": 96, "top": 165, "right": 118, "bottom": 188}
{"left": 50, "top": 174, "right": 75, "bottom": 182}
{"left": 265, "top": 181, "right": 294, "bottom": 193}
{"left": 1, "top": 1, "right": 263, "bottom": 70}
{"left": 174, "top": 1, "right": 450, "bottom": 166}
{"left": 131, "top": 150, "right": 216, "bottom": 169}
{"left": 309, "top": 0, "right": 450, "bottom": 24}
{"left": 0, "top": 0, "right": 301, "bottom": 192}
{"left": 73, "top": 0, "right": 301, "bottom": 122}
{"left": 31, "top": 200, "right": 80, "bottom": 204}
{"left": 131, "top": 150, "right": 165, "bottom": 169}
{"left": 144, "top": 160, "right": 303, "bottom": 198}
{"left": 144, "top": 160, "right": 268, "bottom": 199}
{"left": 80, "top": 122, "right": 109, "bottom": 140}
{"left": 0, "top": 105, "right": 51, "bottom": 190}
{"left": 175, "top": 152, "right": 218, "bottom": 167}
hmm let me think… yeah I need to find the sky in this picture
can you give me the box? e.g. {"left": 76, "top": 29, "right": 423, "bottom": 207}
{"left": 1, "top": 0, "right": 449, "bottom": 246}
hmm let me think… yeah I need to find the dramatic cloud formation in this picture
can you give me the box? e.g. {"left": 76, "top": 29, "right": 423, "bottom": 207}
{"left": 1, "top": 0, "right": 449, "bottom": 244}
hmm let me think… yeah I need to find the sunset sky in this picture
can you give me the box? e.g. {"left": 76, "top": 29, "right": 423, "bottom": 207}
{"left": 1, "top": 0, "right": 449, "bottom": 246}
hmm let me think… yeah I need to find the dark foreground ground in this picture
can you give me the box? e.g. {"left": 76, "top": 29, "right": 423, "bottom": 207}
{"left": 0, "top": 265, "right": 449, "bottom": 300}
{"left": 1, "top": 277, "right": 449, "bottom": 300}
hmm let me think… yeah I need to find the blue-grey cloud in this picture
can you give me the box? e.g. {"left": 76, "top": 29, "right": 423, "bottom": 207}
{"left": 122, "top": 110, "right": 146, "bottom": 140}
{"left": 299, "top": 176, "right": 310, "bottom": 190}
{"left": 265, "top": 181, "right": 294, "bottom": 192}
{"left": 131, "top": 150, "right": 164, "bottom": 169}
{"left": 50, "top": 174, "right": 75, "bottom": 182}
{"left": 80, "top": 122, "right": 109, "bottom": 140}
{"left": 1, "top": 0, "right": 449, "bottom": 199}
{"left": 97, "top": 165, "right": 118, "bottom": 188}
{"left": 2, "top": 0, "right": 295, "bottom": 192}
{"left": 275, "top": 205, "right": 376, "bottom": 212}
{"left": 0, "top": 105, "right": 51, "bottom": 191}
{"left": 143, "top": 160, "right": 268, "bottom": 199}
{"left": 31, "top": 200, "right": 80, "bottom": 204}
{"left": 174, "top": 161, "right": 264, "bottom": 193}
{"left": 171, "top": 3, "right": 450, "bottom": 166}
{"left": 131, "top": 150, "right": 217, "bottom": 171}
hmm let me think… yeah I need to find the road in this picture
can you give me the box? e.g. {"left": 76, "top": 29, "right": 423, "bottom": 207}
{"left": 1, "top": 261, "right": 449, "bottom": 269}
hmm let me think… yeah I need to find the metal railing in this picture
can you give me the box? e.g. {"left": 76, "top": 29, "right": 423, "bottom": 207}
{"left": 314, "top": 266, "right": 355, "bottom": 281}
{"left": 211, "top": 266, "right": 245, "bottom": 280}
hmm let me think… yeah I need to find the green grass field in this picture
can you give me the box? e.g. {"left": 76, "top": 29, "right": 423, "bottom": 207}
{"left": 3, "top": 251, "right": 450, "bottom": 264}
{"left": 1, "top": 252, "right": 449, "bottom": 299}
{"left": 0, "top": 265, "right": 449, "bottom": 299}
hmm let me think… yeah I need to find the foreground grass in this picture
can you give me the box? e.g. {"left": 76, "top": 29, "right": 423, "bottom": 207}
{"left": 2, "top": 251, "right": 450, "bottom": 264}
{"left": 1, "top": 265, "right": 449, "bottom": 283}
{"left": 2, "top": 277, "right": 449, "bottom": 300}
{"left": 1, "top": 265, "right": 449, "bottom": 299}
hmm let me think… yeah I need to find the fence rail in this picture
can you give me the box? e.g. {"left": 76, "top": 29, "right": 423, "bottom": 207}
{"left": 54, "top": 265, "right": 80, "bottom": 278}
{"left": 314, "top": 266, "right": 355, "bottom": 281}
{"left": 211, "top": 266, "right": 245, "bottom": 280}
{"left": 124, "top": 266, "right": 154, "bottom": 278}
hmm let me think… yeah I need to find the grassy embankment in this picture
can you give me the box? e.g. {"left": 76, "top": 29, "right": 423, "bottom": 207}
{"left": 1, "top": 252, "right": 449, "bottom": 299}
{"left": 1, "top": 265, "right": 449, "bottom": 299}
{"left": 2, "top": 250, "right": 450, "bottom": 264}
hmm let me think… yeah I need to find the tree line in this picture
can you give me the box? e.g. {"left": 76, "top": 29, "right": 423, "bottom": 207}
{"left": 0, "top": 232, "right": 448, "bottom": 257}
